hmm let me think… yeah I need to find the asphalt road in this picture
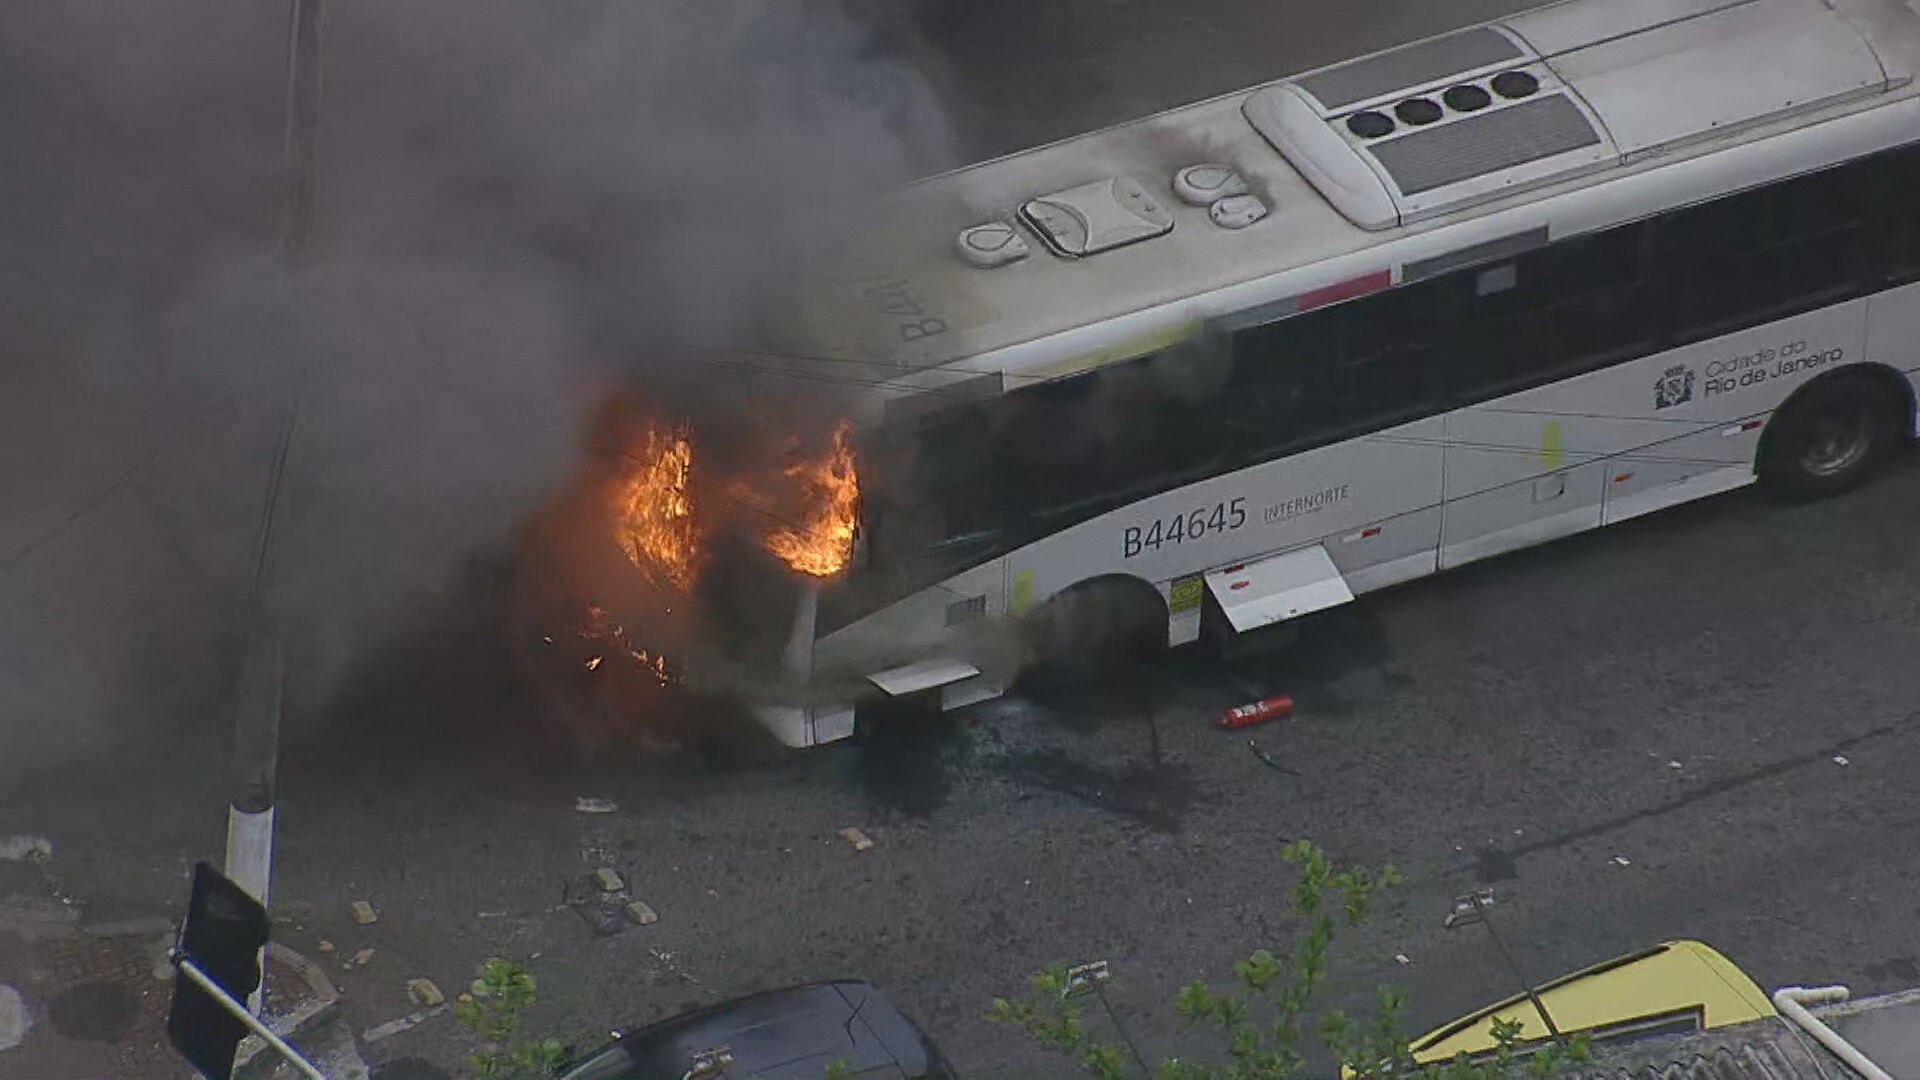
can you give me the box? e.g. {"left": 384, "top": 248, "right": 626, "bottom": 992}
{"left": 314, "top": 455, "right": 1920, "bottom": 1076}
{"left": 14, "top": 450, "right": 1920, "bottom": 1079}
{"left": 7, "top": 2, "right": 1920, "bottom": 1078}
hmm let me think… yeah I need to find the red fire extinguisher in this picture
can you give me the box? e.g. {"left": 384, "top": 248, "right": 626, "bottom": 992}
{"left": 1218, "top": 695, "right": 1294, "bottom": 730}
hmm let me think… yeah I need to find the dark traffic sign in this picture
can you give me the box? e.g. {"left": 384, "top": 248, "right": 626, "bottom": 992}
{"left": 167, "top": 862, "right": 271, "bottom": 1080}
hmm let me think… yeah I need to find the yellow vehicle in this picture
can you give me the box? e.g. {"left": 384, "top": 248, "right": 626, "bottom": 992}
{"left": 1407, "top": 940, "right": 1775, "bottom": 1066}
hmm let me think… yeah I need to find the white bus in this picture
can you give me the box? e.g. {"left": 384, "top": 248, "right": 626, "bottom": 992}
{"left": 732, "top": 0, "right": 1920, "bottom": 747}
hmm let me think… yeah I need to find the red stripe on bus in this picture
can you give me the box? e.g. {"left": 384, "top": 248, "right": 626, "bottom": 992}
{"left": 1296, "top": 269, "right": 1392, "bottom": 312}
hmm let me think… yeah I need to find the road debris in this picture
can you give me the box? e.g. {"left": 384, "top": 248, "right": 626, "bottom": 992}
{"left": 362, "top": 1005, "right": 447, "bottom": 1044}
{"left": 1, "top": 983, "right": 32, "bottom": 1052}
{"left": 350, "top": 900, "right": 379, "bottom": 926}
{"left": 649, "top": 947, "right": 698, "bottom": 985}
{"left": 406, "top": 978, "right": 445, "bottom": 1007}
{"left": 625, "top": 900, "right": 659, "bottom": 926}
{"left": 574, "top": 797, "right": 618, "bottom": 814}
{"left": 566, "top": 872, "right": 631, "bottom": 937}
{"left": 0, "top": 836, "right": 53, "bottom": 861}
{"left": 1833, "top": 755, "right": 1851, "bottom": 767}
{"left": 1247, "top": 738, "right": 1298, "bottom": 775}
{"left": 839, "top": 827, "right": 875, "bottom": 852}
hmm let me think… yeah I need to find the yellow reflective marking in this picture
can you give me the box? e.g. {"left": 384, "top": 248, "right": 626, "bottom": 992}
{"left": 1169, "top": 575, "right": 1204, "bottom": 614}
{"left": 1012, "top": 569, "right": 1035, "bottom": 615}
{"left": 1540, "top": 419, "right": 1564, "bottom": 470}
{"left": 1023, "top": 319, "right": 1203, "bottom": 381}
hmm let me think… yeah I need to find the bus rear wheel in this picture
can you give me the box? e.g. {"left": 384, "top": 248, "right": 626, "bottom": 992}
{"left": 1759, "top": 375, "right": 1904, "bottom": 500}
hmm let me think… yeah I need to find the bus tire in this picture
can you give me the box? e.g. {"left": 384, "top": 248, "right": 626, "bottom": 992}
{"left": 850, "top": 690, "right": 937, "bottom": 745}
{"left": 1022, "top": 576, "right": 1167, "bottom": 689}
{"left": 1759, "top": 373, "right": 1905, "bottom": 501}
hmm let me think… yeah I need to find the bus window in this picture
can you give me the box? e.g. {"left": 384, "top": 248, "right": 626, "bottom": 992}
{"left": 1872, "top": 142, "right": 1920, "bottom": 285}
{"left": 865, "top": 404, "right": 1006, "bottom": 571}
{"left": 1653, "top": 161, "right": 1876, "bottom": 344}
{"left": 1463, "top": 224, "right": 1652, "bottom": 396}
{"left": 1227, "top": 278, "right": 1451, "bottom": 458}
{"left": 1770, "top": 162, "right": 1875, "bottom": 304}
{"left": 1227, "top": 306, "right": 1344, "bottom": 457}
{"left": 1543, "top": 224, "right": 1652, "bottom": 375}
{"left": 1652, "top": 185, "right": 1774, "bottom": 341}
{"left": 1454, "top": 257, "right": 1559, "bottom": 397}
{"left": 1339, "top": 276, "right": 1453, "bottom": 422}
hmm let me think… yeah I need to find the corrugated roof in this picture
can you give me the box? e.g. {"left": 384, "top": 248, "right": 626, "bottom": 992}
{"left": 1571, "top": 1038, "right": 1819, "bottom": 1080}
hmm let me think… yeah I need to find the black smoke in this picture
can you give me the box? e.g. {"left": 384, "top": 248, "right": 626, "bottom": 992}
{"left": 0, "top": 0, "right": 960, "bottom": 785}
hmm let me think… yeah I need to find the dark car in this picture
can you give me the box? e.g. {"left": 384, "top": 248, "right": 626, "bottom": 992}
{"left": 555, "top": 980, "right": 956, "bottom": 1080}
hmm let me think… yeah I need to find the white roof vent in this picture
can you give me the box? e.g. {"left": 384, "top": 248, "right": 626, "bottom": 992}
{"left": 954, "top": 221, "right": 1031, "bottom": 268}
{"left": 1172, "top": 163, "right": 1249, "bottom": 207}
{"left": 1018, "top": 176, "right": 1173, "bottom": 258}
{"left": 1209, "top": 194, "right": 1268, "bottom": 230}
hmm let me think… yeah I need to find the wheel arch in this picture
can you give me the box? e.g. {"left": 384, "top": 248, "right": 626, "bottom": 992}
{"left": 1029, "top": 572, "right": 1171, "bottom": 625}
{"left": 1755, "top": 361, "right": 1916, "bottom": 474}
{"left": 1023, "top": 571, "right": 1172, "bottom": 668}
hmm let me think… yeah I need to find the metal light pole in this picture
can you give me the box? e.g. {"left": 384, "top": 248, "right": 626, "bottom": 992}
{"left": 223, "top": 0, "right": 323, "bottom": 1013}
{"left": 281, "top": 0, "right": 325, "bottom": 263}
{"left": 1444, "top": 889, "right": 1568, "bottom": 1048}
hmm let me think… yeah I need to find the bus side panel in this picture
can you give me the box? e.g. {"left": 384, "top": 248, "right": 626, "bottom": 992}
{"left": 1602, "top": 299, "right": 1868, "bottom": 517}
{"left": 1323, "top": 417, "right": 1449, "bottom": 594}
{"left": 1866, "top": 280, "right": 1920, "bottom": 427}
{"left": 1010, "top": 415, "right": 1446, "bottom": 626}
{"left": 813, "top": 558, "right": 1006, "bottom": 682}
{"left": 1331, "top": 505, "right": 1446, "bottom": 595}
{"left": 1438, "top": 408, "right": 1609, "bottom": 570}
{"left": 1431, "top": 300, "right": 1870, "bottom": 550}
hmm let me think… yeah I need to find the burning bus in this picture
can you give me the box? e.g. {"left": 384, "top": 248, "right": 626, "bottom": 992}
{"left": 507, "top": 387, "right": 884, "bottom": 750}
{"left": 538, "top": 0, "right": 1920, "bottom": 748}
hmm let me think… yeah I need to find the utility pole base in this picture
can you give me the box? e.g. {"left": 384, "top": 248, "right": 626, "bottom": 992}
{"left": 224, "top": 805, "right": 275, "bottom": 1013}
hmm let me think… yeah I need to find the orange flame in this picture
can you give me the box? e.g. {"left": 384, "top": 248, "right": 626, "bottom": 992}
{"left": 578, "top": 605, "right": 674, "bottom": 685}
{"left": 611, "top": 423, "right": 698, "bottom": 591}
{"left": 765, "top": 421, "right": 859, "bottom": 578}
